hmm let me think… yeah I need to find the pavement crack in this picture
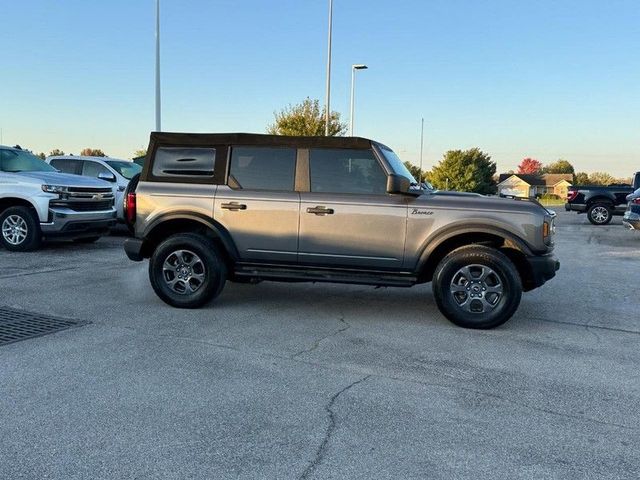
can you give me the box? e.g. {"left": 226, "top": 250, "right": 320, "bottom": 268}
{"left": 291, "top": 316, "right": 351, "bottom": 359}
{"left": 299, "top": 375, "right": 370, "bottom": 480}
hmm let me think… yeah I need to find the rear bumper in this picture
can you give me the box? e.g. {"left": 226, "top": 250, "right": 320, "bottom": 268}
{"left": 124, "top": 238, "right": 145, "bottom": 261}
{"left": 623, "top": 211, "right": 640, "bottom": 230}
{"left": 40, "top": 208, "right": 117, "bottom": 238}
{"left": 524, "top": 254, "right": 560, "bottom": 291}
{"left": 565, "top": 203, "right": 585, "bottom": 213}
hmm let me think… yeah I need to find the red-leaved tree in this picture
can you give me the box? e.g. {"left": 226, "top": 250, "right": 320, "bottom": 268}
{"left": 517, "top": 158, "right": 542, "bottom": 175}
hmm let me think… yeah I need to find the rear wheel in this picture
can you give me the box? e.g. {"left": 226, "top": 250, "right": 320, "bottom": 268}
{"left": 149, "top": 233, "right": 227, "bottom": 308}
{"left": 0, "top": 206, "right": 41, "bottom": 252}
{"left": 432, "top": 245, "right": 522, "bottom": 329}
{"left": 587, "top": 203, "right": 612, "bottom": 225}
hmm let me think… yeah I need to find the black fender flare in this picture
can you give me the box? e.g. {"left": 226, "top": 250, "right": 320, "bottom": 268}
{"left": 415, "top": 223, "right": 535, "bottom": 273}
{"left": 143, "top": 211, "right": 239, "bottom": 261}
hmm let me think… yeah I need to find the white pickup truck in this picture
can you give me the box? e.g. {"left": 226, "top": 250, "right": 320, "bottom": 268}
{"left": 0, "top": 145, "right": 117, "bottom": 251}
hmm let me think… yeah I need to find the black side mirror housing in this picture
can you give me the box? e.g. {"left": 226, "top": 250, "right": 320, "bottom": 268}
{"left": 386, "top": 174, "right": 415, "bottom": 195}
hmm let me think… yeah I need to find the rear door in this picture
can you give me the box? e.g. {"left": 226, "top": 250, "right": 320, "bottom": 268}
{"left": 298, "top": 148, "right": 407, "bottom": 269}
{"left": 214, "top": 146, "right": 299, "bottom": 263}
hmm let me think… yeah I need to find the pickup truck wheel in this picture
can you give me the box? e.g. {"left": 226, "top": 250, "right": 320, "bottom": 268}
{"left": 0, "top": 206, "right": 41, "bottom": 252}
{"left": 149, "top": 233, "right": 227, "bottom": 308}
{"left": 432, "top": 245, "right": 522, "bottom": 329}
{"left": 587, "top": 203, "right": 612, "bottom": 225}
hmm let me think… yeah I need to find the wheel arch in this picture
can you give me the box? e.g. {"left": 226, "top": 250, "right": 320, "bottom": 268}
{"left": 416, "top": 226, "right": 535, "bottom": 289}
{"left": 142, "top": 213, "right": 238, "bottom": 267}
{"left": 0, "top": 197, "right": 40, "bottom": 215}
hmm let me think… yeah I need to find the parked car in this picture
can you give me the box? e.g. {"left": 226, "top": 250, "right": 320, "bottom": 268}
{"left": 0, "top": 145, "right": 117, "bottom": 251}
{"left": 123, "top": 132, "right": 559, "bottom": 330}
{"left": 46, "top": 155, "right": 141, "bottom": 222}
{"left": 623, "top": 188, "right": 640, "bottom": 230}
{"left": 565, "top": 172, "right": 640, "bottom": 225}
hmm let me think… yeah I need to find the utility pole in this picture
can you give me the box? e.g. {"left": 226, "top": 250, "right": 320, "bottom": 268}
{"left": 324, "top": 0, "right": 333, "bottom": 136}
{"left": 155, "top": 0, "right": 161, "bottom": 132}
{"left": 419, "top": 117, "right": 424, "bottom": 183}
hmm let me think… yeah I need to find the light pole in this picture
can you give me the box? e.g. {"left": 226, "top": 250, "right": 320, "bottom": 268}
{"left": 349, "top": 64, "right": 368, "bottom": 136}
{"left": 419, "top": 117, "right": 424, "bottom": 183}
{"left": 155, "top": 0, "right": 161, "bottom": 132}
{"left": 324, "top": 0, "right": 333, "bottom": 136}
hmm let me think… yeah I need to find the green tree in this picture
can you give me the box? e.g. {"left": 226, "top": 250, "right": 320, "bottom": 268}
{"left": 543, "top": 159, "right": 575, "bottom": 174}
{"left": 267, "top": 97, "right": 346, "bottom": 136}
{"left": 49, "top": 149, "right": 65, "bottom": 156}
{"left": 588, "top": 171, "right": 615, "bottom": 186}
{"left": 80, "top": 148, "right": 106, "bottom": 157}
{"left": 429, "top": 148, "right": 497, "bottom": 194}
{"left": 574, "top": 172, "right": 589, "bottom": 185}
{"left": 403, "top": 161, "right": 426, "bottom": 182}
{"left": 37, "top": 152, "right": 46, "bottom": 160}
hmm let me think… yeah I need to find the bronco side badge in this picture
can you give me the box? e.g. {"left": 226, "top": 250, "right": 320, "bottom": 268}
{"left": 411, "top": 208, "right": 434, "bottom": 215}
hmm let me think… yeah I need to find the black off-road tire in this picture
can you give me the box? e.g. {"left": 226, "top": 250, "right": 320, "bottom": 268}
{"left": 587, "top": 203, "right": 612, "bottom": 225}
{"left": 0, "top": 206, "right": 42, "bottom": 252}
{"left": 149, "top": 233, "right": 227, "bottom": 308}
{"left": 432, "top": 245, "right": 522, "bottom": 329}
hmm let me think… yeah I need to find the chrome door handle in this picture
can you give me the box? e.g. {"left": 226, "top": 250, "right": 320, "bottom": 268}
{"left": 221, "top": 202, "right": 247, "bottom": 211}
{"left": 307, "top": 206, "right": 334, "bottom": 215}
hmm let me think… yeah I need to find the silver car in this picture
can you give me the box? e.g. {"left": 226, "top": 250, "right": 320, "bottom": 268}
{"left": 47, "top": 155, "right": 141, "bottom": 222}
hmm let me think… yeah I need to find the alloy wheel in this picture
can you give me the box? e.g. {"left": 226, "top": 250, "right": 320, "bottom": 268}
{"left": 2, "top": 215, "right": 28, "bottom": 246}
{"left": 449, "top": 264, "right": 504, "bottom": 314}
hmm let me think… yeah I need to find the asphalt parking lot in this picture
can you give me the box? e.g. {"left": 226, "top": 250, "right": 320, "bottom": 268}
{"left": 1, "top": 210, "right": 638, "bottom": 479}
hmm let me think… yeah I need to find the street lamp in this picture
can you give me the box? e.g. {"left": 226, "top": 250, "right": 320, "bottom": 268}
{"left": 349, "top": 64, "right": 368, "bottom": 136}
{"left": 324, "top": 0, "right": 333, "bottom": 136}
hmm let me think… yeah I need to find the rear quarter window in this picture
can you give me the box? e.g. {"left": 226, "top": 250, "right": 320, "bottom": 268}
{"left": 152, "top": 147, "right": 216, "bottom": 178}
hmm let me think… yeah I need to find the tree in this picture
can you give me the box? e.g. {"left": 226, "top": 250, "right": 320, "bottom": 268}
{"left": 403, "top": 161, "right": 426, "bottom": 182}
{"left": 429, "top": 148, "right": 497, "bottom": 194}
{"left": 574, "top": 172, "right": 589, "bottom": 185}
{"left": 517, "top": 157, "right": 542, "bottom": 175}
{"left": 37, "top": 152, "right": 46, "bottom": 160}
{"left": 267, "top": 97, "right": 346, "bottom": 136}
{"left": 133, "top": 148, "right": 147, "bottom": 158}
{"left": 588, "top": 172, "right": 615, "bottom": 186}
{"left": 80, "top": 148, "right": 106, "bottom": 157}
{"left": 49, "top": 149, "right": 65, "bottom": 156}
{"left": 543, "top": 159, "right": 574, "bottom": 175}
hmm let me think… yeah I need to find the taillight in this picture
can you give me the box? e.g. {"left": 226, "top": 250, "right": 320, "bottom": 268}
{"left": 567, "top": 190, "right": 578, "bottom": 202}
{"left": 633, "top": 198, "right": 640, "bottom": 205}
{"left": 126, "top": 192, "right": 136, "bottom": 225}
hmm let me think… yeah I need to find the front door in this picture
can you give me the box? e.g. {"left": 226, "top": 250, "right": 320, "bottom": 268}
{"left": 299, "top": 148, "right": 407, "bottom": 269}
{"left": 214, "top": 146, "right": 299, "bottom": 263}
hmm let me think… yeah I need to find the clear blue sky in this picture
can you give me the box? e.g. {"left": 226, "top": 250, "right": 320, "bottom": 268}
{"left": 1, "top": 0, "right": 638, "bottom": 177}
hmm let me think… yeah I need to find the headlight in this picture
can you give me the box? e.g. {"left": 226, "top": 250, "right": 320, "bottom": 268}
{"left": 41, "top": 185, "right": 69, "bottom": 194}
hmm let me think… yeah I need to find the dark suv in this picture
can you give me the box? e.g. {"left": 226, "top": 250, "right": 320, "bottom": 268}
{"left": 124, "top": 133, "right": 559, "bottom": 329}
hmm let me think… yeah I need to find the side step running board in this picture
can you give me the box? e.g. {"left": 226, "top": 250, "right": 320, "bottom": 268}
{"left": 233, "top": 264, "right": 418, "bottom": 287}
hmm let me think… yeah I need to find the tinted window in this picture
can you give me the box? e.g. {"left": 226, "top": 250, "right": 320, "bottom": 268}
{"left": 152, "top": 147, "right": 216, "bottom": 177}
{"left": 0, "top": 149, "right": 57, "bottom": 173}
{"left": 310, "top": 149, "right": 386, "bottom": 194}
{"left": 229, "top": 147, "right": 296, "bottom": 191}
{"left": 82, "top": 161, "right": 110, "bottom": 177}
{"left": 49, "top": 158, "right": 82, "bottom": 175}
{"left": 106, "top": 160, "right": 142, "bottom": 180}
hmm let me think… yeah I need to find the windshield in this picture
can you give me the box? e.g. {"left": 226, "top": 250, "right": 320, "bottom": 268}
{"left": 0, "top": 149, "right": 57, "bottom": 173}
{"left": 105, "top": 160, "right": 142, "bottom": 180}
{"left": 377, "top": 145, "right": 417, "bottom": 184}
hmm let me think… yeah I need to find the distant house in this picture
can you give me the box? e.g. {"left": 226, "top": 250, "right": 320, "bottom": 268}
{"left": 497, "top": 173, "right": 573, "bottom": 198}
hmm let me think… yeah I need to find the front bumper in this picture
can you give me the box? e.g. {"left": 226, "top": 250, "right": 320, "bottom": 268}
{"left": 623, "top": 211, "right": 640, "bottom": 230}
{"left": 40, "top": 207, "right": 117, "bottom": 237}
{"left": 524, "top": 254, "right": 560, "bottom": 291}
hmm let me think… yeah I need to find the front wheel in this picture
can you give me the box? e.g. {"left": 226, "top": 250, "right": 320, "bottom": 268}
{"left": 149, "top": 233, "right": 227, "bottom": 308}
{"left": 587, "top": 203, "right": 612, "bottom": 225}
{"left": 432, "top": 245, "right": 522, "bottom": 329}
{"left": 0, "top": 206, "right": 42, "bottom": 251}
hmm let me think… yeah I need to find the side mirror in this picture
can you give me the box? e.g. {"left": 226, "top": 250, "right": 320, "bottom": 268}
{"left": 386, "top": 174, "right": 412, "bottom": 194}
{"left": 98, "top": 171, "right": 116, "bottom": 182}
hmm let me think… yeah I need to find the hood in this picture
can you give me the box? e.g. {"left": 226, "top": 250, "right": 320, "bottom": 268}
{"left": 12, "top": 171, "right": 113, "bottom": 188}
{"left": 417, "top": 191, "right": 549, "bottom": 216}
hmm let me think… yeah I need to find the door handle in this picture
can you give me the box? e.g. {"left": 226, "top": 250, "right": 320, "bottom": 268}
{"left": 221, "top": 202, "right": 247, "bottom": 211}
{"left": 307, "top": 206, "right": 334, "bottom": 215}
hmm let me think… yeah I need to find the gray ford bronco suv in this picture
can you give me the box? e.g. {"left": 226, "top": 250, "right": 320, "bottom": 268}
{"left": 124, "top": 133, "right": 559, "bottom": 329}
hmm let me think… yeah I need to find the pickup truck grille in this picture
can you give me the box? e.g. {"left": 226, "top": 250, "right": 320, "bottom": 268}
{"left": 51, "top": 200, "right": 114, "bottom": 212}
{"left": 66, "top": 187, "right": 113, "bottom": 194}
